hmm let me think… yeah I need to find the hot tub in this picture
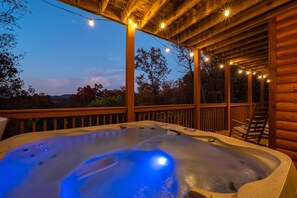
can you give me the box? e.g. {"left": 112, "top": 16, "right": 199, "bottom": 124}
{"left": 0, "top": 121, "right": 296, "bottom": 198}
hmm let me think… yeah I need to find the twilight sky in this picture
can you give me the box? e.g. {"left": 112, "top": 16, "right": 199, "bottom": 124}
{"left": 14, "top": 0, "right": 182, "bottom": 96}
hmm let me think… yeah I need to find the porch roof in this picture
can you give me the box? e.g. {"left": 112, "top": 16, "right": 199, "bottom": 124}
{"left": 59, "top": 0, "right": 297, "bottom": 74}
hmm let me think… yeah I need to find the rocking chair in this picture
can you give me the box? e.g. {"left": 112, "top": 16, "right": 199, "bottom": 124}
{"left": 229, "top": 106, "right": 268, "bottom": 144}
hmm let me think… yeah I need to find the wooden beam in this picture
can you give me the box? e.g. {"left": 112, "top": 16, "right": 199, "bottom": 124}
{"left": 189, "top": 0, "right": 294, "bottom": 47}
{"left": 167, "top": 0, "right": 231, "bottom": 39}
{"left": 234, "top": 55, "right": 268, "bottom": 64}
{"left": 268, "top": 17, "right": 277, "bottom": 149}
{"left": 121, "top": 0, "right": 138, "bottom": 22}
{"left": 206, "top": 25, "right": 268, "bottom": 52}
{"left": 223, "top": 49, "right": 268, "bottom": 60}
{"left": 126, "top": 22, "right": 135, "bottom": 122}
{"left": 225, "top": 63, "right": 231, "bottom": 131}
{"left": 218, "top": 42, "right": 268, "bottom": 57}
{"left": 211, "top": 34, "right": 267, "bottom": 55}
{"left": 101, "top": 0, "right": 109, "bottom": 13}
{"left": 248, "top": 68, "right": 253, "bottom": 117}
{"left": 194, "top": 49, "right": 201, "bottom": 129}
{"left": 179, "top": 0, "right": 263, "bottom": 43}
{"left": 154, "top": 0, "right": 202, "bottom": 34}
{"left": 139, "top": 0, "right": 169, "bottom": 28}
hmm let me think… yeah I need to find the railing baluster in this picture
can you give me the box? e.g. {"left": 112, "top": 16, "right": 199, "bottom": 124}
{"left": 63, "top": 118, "right": 67, "bottom": 129}
{"left": 72, "top": 117, "right": 76, "bottom": 128}
{"left": 43, "top": 119, "right": 47, "bottom": 131}
{"left": 116, "top": 114, "right": 119, "bottom": 123}
{"left": 20, "top": 120, "right": 25, "bottom": 133}
{"left": 32, "top": 119, "right": 36, "bottom": 132}
{"left": 89, "top": 116, "right": 92, "bottom": 126}
{"left": 54, "top": 118, "right": 57, "bottom": 130}
{"left": 109, "top": 115, "right": 112, "bottom": 124}
{"left": 104, "top": 116, "right": 106, "bottom": 125}
{"left": 96, "top": 115, "right": 99, "bottom": 125}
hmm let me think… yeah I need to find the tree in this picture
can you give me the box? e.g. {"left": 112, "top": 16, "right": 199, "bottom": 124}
{"left": 135, "top": 47, "right": 171, "bottom": 104}
{"left": 0, "top": 0, "right": 29, "bottom": 99}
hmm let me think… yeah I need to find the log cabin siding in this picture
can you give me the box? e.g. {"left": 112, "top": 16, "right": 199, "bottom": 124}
{"left": 270, "top": 6, "right": 297, "bottom": 165}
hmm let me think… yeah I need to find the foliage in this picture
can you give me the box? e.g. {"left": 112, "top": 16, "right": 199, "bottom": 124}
{"left": 0, "top": 0, "right": 29, "bottom": 100}
{"left": 135, "top": 47, "right": 171, "bottom": 104}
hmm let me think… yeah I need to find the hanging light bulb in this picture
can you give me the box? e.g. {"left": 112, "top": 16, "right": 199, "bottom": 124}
{"left": 165, "top": 47, "right": 170, "bottom": 53}
{"left": 246, "top": 71, "right": 250, "bottom": 75}
{"left": 253, "top": 71, "right": 257, "bottom": 75}
{"left": 219, "top": 64, "right": 224, "bottom": 69}
{"left": 229, "top": 61, "right": 233, "bottom": 65}
{"left": 190, "top": 52, "right": 194, "bottom": 57}
{"left": 128, "top": 19, "right": 133, "bottom": 24}
{"left": 238, "top": 70, "right": 243, "bottom": 74}
{"left": 204, "top": 57, "right": 209, "bottom": 62}
{"left": 161, "top": 22, "right": 165, "bottom": 29}
{"left": 224, "top": 9, "right": 230, "bottom": 17}
{"left": 132, "top": 23, "right": 137, "bottom": 29}
{"left": 267, "top": 79, "right": 271, "bottom": 83}
{"left": 88, "top": 18, "right": 95, "bottom": 27}
{"left": 258, "top": 75, "right": 262, "bottom": 79}
{"left": 263, "top": 75, "right": 267, "bottom": 79}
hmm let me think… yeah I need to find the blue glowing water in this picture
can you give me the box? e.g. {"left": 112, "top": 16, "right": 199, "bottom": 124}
{"left": 0, "top": 126, "right": 267, "bottom": 198}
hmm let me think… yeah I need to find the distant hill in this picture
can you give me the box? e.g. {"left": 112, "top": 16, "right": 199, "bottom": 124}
{"left": 51, "top": 94, "right": 72, "bottom": 103}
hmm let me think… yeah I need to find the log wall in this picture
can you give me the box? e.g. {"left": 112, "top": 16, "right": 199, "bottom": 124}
{"left": 269, "top": 6, "right": 297, "bottom": 167}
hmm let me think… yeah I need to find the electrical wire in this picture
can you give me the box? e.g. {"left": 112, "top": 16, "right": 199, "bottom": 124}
{"left": 40, "top": 0, "right": 109, "bottom": 21}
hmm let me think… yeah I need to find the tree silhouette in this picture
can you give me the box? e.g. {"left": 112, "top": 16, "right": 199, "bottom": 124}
{"left": 135, "top": 47, "right": 171, "bottom": 104}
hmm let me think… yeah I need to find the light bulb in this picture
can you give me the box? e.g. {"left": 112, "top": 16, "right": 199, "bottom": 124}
{"left": 88, "top": 18, "right": 95, "bottom": 27}
{"left": 161, "top": 22, "right": 165, "bottom": 29}
{"left": 224, "top": 10, "right": 230, "bottom": 17}
{"left": 165, "top": 47, "right": 170, "bottom": 53}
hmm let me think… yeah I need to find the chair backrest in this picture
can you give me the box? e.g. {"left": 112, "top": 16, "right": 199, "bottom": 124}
{"left": 246, "top": 106, "right": 268, "bottom": 143}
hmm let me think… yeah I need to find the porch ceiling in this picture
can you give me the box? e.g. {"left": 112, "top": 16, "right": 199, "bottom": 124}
{"left": 59, "top": 0, "right": 297, "bottom": 74}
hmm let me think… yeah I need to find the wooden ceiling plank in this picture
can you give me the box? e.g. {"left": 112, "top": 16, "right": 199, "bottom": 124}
{"left": 167, "top": 0, "right": 231, "bottom": 39}
{"left": 189, "top": 0, "right": 294, "bottom": 48}
{"left": 222, "top": 46, "right": 268, "bottom": 59}
{"left": 121, "top": 0, "right": 138, "bottom": 22}
{"left": 211, "top": 34, "right": 267, "bottom": 55}
{"left": 154, "top": 0, "right": 202, "bottom": 34}
{"left": 218, "top": 41, "right": 268, "bottom": 57}
{"left": 226, "top": 50, "right": 268, "bottom": 61}
{"left": 206, "top": 25, "right": 267, "bottom": 52}
{"left": 179, "top": 0, "right": 263, "bottom": 43}
{"left": 139, "top": 0, "right": 169, "bottom": 28}
{"left": 101, "top": 0, "right": 110, "bottom": 13}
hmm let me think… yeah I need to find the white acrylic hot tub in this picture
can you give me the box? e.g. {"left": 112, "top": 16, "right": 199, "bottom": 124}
{"left": 0, "top": 121, "right": 296, "bottom": 198}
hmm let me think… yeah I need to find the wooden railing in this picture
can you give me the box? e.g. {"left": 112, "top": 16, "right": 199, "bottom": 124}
{"left": 0, "top": 103, "right": 250, "bottom": 134}
{"left": 135, "top": 104, "right": 195, "bottom": 128}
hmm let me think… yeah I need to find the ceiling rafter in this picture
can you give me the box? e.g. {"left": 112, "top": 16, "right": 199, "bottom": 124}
{"left": 178, "top": 0, "right": 263, "bottom": 44}
{"left": 222, "top": 46, "right": 268, "bottom": 60}
{"left": 139, "top": 0, "right": 169, "bottom": 28}
{"left": 189, "top": 0, "right": 293, "bottom": 48}
{"left": 101, "top": 0, "right": 109, "bottom": 13}
{"left": 154, "top": 0, "right": 202, "bottom": 34}
{"left": 121, "top": 0, "right": 138, "bottom": 22}
{"left": 167, "top": 0, "right": 230, "bottom": 39}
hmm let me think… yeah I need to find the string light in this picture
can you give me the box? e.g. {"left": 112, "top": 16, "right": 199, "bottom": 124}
{"left": 263, "top": 75, "right": 267, "bottom": 79}
{"left": 238, "top": 70, "right": 243, "bottom": 74}
{"left": 224, "top": 9, "right": 230, "bottom": 17}
{"left": 128, "top": 19, "right": 133, "bottom": 24}
{"left": 246, "top": 71, "right": 250, "bottom": 75}
{"left": 204, "top": 57, "right": 209, "bottom": 62}
{"left": 258, "top": 75, "right": 262, "bottom": 79}
{"left": 132, "top": 23, "right": 137, "bottom": 29}
{"left": 190, "top": 52, "right": 194, "bottom": 57}
{"left": 165, "top": 47, "right": 170, "bottom": 53}
{"left": 253, "top": 71, "right": 257, "bottom": 75}
{"left": 161, "top": 22, "right": 165, "bottom": 29}
{"left": 88, "top": 18, "right": 95, "bottom": 27}
{"left": 267, "top": 79, "right": 271, "bottom": 83}
{"left": 219, "top": 64, "right": 224, "bottom": 69}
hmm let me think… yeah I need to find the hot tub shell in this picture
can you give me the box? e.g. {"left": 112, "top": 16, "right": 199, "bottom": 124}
{"left": 0, "top": 121, "right": 296, "bottom": 198}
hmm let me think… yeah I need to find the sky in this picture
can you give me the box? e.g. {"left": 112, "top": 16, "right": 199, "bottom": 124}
{"left": 14, "top": 0, "right": 183, "bottom": 96}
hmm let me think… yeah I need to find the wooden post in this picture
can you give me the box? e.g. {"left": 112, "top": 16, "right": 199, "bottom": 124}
{"left": 225, "top": 63, "right": 231, "bottom": 131}
{"left": 194, "top": 49, "right": 201, "bottom": 129}
{"left": 268, "top": 17, "right": 276, "bottom": 149}
{"left": 126, "top": 22, "right": 135, "bottom": 122}
{"left": 260, "top": 76, "right": 264, "bottom": 107}
{"left": 248, "top": 68, "right": 253, "bottom": 117}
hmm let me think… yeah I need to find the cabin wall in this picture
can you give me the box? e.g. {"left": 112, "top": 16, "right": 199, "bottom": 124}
{"left": 269, "top": 6, "right": 297, "bottom": 167}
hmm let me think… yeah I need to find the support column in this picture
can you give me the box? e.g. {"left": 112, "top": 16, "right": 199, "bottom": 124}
{"left": 126, "top": 22, "right": 135, "bottom": 122}
{"left": 248, "top": 68, "right": 253, "bottom": 117}
{"left": 260, "top": 77, "right": 264, "bottom": 107}
{"left": 194, "top": 49, "right": 201, "bottom": 129}
{"left": 225, "top": 63, "right": 231, "bottom": 131}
